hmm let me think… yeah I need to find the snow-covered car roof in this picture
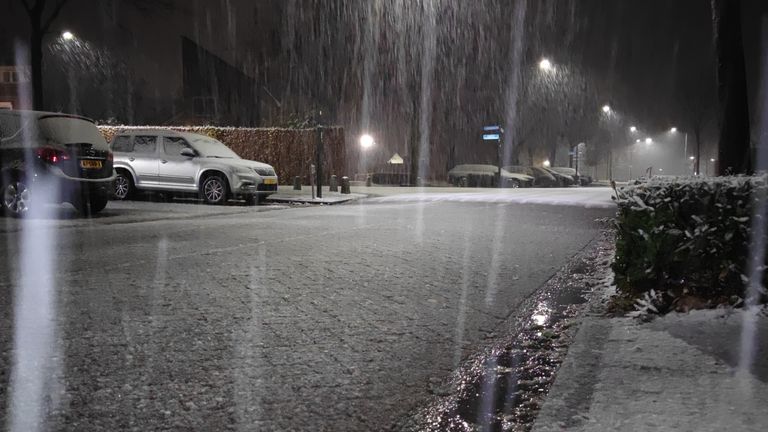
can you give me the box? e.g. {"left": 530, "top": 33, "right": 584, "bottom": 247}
{"left": 449, "top": 165, "right": 534, "bottom": 181}
{"left": 551, "top": 167, "right": 577, "bottom": 175}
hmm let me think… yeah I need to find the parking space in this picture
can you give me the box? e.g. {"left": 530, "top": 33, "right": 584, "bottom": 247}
{"left": 0, "top": 198, "right": 287, "bottom": 232}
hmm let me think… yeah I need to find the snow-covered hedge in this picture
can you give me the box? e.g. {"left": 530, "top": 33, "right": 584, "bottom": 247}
{"left": 612, "top": 176, "right": 767, "bottom": 309}
{"left": 98, "top": 125, "right": 347, "bottom": 184}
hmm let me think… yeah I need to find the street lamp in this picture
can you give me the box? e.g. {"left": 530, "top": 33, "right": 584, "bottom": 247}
{"left": 359, "top": 134, "right": 374, "bottom": 149}
{"left": 538, "top": 58, "right": 553, "bottom": 71}
{"left": 62, "top": 31, "right": 74, "bottom": 40}
{"left": 707, "top": 158, "right": 716, "bottom": 176}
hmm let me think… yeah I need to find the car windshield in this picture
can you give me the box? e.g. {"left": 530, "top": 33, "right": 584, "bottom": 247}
{"left": 187, "top": 135, "right": 241, "bottom": 159}
{"left": 3, "top": 2, "right": 767, "bottom": 431}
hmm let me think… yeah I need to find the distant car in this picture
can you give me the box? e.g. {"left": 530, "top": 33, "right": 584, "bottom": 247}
{"left": 550, "top": 167, "right": 581, "bottom": 185}
{"left": 0, "top": 110, "right": 114, "bottom": 216}
{"left": 110, "top": 129, "right": 278, "bottom": 205}
{"left": 504, "top": 165, "right": 559, "bottom": 187}
{"left": 542, "top": 167, "right": 575, "bottom": 186}
{"left": 448, "top": 164, "right": 534, "bottom": 188}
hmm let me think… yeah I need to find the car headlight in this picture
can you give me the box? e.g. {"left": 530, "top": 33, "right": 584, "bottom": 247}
{"left": 253, "top": 167, "right": 276, "bottom": 176}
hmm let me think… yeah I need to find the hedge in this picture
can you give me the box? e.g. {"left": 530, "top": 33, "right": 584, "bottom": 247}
{"left": 98, "top": 126, "right": 347, "bottom": 185}
{"left": 612, "top": 175, "right": 768, "bottom": 309}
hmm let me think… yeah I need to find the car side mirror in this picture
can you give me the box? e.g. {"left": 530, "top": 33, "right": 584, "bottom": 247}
{"left": 180, "top": 148, "right": 196, "bottom": 157}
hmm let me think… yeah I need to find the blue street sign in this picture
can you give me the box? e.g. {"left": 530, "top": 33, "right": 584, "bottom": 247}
{"left": 483, "top": 125, "right": 501, "bottom": 131}
{"left": 483, "top": 133, "right": 501, "bottom": 141}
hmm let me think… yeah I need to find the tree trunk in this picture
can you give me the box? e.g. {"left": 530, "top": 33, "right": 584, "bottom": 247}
{"left": 711, "top": 0, "right": 751, "bottom": 174}
{"left": 408, "top": 110, "right": 420, "bottom": 185}
{"left": 549, "top": 143, "right": 557, "bottom": 167}
{"left": 30, "top": 30, "right": 44, "bottom": 110}
{"left": 695, "top": 128, "right": 702, "bottom": 175}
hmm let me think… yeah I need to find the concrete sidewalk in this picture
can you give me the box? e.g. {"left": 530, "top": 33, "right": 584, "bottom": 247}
{"left": 533, "top": 296, "right": 768, "bottom": 431}
{"left": 266, "top": 186, "right": 367, "bottom": 204}
{"left": 269, "top": 184, "right": 616, "bottom": 207}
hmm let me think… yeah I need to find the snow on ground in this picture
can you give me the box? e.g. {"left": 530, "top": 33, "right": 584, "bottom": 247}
{"left": 366, "top": 187, "right": 616, "bottom": 209}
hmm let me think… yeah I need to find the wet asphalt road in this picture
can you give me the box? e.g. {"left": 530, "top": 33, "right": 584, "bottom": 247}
{"left": 0, "top": 198, "right": 613, "bottom": 431}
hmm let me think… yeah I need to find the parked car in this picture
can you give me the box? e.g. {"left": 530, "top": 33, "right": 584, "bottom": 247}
{"left": 110, "top": 129, "right": 278, "bottom": 205}
{"left": 542, "top": 166, "right": 575, "bottom": 186}
{"left": 0, "top": 110, "right": 114, "bottom": 216}
{"left": 550, "top": 166, "right": 580, "bottom": 185}
{"left": 448, "top": 164, "right": 534, "bottom": 188}
{"left": 503, "top": 165, "right": 559, "bottom": 187}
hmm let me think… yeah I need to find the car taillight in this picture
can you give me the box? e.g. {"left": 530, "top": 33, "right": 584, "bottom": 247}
{"left": 35, "top": 147, "right": 71, "bottom": 164}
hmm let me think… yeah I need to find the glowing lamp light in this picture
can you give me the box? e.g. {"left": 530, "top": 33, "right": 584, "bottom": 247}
{"left": 538, "top": 58, "right": 552, "bottom": 71}
{"left": 543, "top": 159, "right": 551, "bottom": 167}
{"left": 630, "top": 126, "right": 637, "bottom": 132}
{"left": 645, "top": 138, "right": 653, "bottom": 145}
{"left": 602, "top": 105, "right": 611, "bottom": 113}
{"left": 62, "top": 31, "right": 74, "bottom": 40}
{"left": 359, "top": 134, "right": 374, "bottom": 149}
{"left": 670, "top": 127, "right": 678, "bottom": 133}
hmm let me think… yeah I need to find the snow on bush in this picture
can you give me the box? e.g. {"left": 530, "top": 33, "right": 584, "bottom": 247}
{"left": 612, "top": 175, "right": 767, "bottom": 312}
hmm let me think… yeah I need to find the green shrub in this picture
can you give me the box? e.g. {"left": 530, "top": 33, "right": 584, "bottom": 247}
{"left": 612, "top": 176, "right": 767, "bottom": 309}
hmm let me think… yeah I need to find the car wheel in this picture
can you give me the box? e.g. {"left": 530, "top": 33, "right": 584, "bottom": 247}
{"left": 2, "top": 176, "right": 31, "bottom": 217}
{"left": 201, "top": 174, "right": 229, "bottom": 205}
{"left": 508, "top": 179, "right": 520, "bottom": 188}
{"left": 79, "top": 193, "right": 109, "bottom": 216}
{"left": 113, "top": 171, "right": 134, "bottom": 200}
{"left": 458, "top": 177, "right": 468, "bottom": 187}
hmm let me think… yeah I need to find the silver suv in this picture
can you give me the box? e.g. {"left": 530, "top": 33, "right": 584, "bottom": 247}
{"left": 110, "top": 129, "right": 278, "bottom": 205}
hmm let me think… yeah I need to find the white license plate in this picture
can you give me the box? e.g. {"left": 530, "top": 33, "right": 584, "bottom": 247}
{"left": 80, "top": 160, "right": 103, "bottom": 169}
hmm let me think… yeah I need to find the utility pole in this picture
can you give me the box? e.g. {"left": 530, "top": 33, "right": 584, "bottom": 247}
{"left": 315, "top": 110, "right": 324, "bottom": 199}
{"left": 482, "top": 125, "right": 504, "bottom": 187}
{"left": 316, "top": 125, "right": 323, "bottom": 199}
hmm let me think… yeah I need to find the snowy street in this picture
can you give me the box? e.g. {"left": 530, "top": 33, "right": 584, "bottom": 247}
{"left": 0, "top": 194, "right": 613, "bottom": 431}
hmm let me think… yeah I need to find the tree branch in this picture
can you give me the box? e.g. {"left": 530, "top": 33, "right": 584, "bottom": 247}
{"left": 20, "top": 0, "right": 33, "bottom": 14}
{"left": 41, "top": 0, "right": 69, "bottom": 33}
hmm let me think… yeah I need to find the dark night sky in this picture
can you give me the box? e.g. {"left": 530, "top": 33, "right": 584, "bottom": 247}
{"left": 1, "top": 0, "right": 766, "bottom": 141}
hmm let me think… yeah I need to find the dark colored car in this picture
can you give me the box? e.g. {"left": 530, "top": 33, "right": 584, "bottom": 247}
{"left": 448, "top": 164, "right": 534, "bottom": 188}
{"left": 0, "top": 110, "right": 114, "bottom": 216}
{"left": 542, "top": 166, "right": 575, "bottom": 186}
{"left": 504, "top": 165, "right": 559, "bottom": 187}
{"left": 551, "top": 167, "right": 581, "bottom": 185}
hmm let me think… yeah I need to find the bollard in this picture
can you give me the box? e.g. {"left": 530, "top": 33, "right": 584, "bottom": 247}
{"left": 293, "top": 176, "right": 301, "bottom": 190}
{"left": 329, "top": 175, "right": 338, "bottom": 192}
{"left": 365, "top": 175, "right": 372, "bottom": 187}
{"left": 341, "top": 176, "right": 351, "bottom": 194}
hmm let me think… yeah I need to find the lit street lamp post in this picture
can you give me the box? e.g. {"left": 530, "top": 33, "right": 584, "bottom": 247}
{"left": 671, "top": 127, "right": 691, "bottom": 175}
{"left": 359, "top": 134, "right": 375, "bottom": 185}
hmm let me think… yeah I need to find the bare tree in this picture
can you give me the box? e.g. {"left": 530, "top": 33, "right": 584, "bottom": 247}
{"left": 18, "top": 0, "right": 70, "bottom": 110}
{"left": 679, "top": 74, "right": 716, "bottom": 175}
{"left": 18, "top": 0, "right": 176, "bottom": 111}
{"left": 711, "top": 0, "right": 751, "bottom": 174}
